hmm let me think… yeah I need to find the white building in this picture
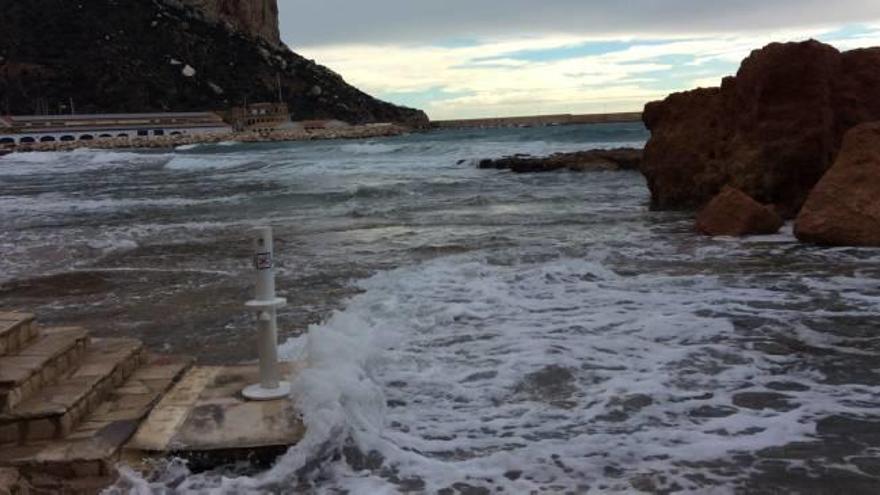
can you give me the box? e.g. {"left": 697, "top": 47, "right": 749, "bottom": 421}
{"left": 0, "top": 112, "right": 232, "bottom": 145}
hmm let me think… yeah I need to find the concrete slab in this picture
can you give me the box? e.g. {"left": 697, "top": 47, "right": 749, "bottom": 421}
{"left": 125, "top": 363, "right": 305, "bottom": 465}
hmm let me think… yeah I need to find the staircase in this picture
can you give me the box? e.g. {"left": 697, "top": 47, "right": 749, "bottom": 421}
{"left": 0, "top": 311, "right": 193, "bottom": 493}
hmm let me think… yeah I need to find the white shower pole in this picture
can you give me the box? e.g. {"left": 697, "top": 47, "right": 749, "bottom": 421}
{"left": 243, "top": 226, "right": 291, "bottom": 401}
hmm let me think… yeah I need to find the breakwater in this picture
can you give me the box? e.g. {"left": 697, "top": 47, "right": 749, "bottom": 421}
{"left": 432, "top": 112, "right": 642, "bottom": 129}
{"left": 0, "top": 124, "right": 409, "bottom": 153}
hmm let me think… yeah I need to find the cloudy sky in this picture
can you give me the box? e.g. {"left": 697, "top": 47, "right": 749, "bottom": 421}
{"left": 278, "top": 1, "right": 880, "bottom": 120}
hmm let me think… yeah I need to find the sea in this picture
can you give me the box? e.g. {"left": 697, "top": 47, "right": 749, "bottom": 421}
{"left": 1, "top": 123, "right": 879, "bottom": 494}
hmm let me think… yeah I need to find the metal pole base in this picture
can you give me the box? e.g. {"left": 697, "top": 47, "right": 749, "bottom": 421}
{"left": 242, "top": 381, "right": 291, "bottom": 401}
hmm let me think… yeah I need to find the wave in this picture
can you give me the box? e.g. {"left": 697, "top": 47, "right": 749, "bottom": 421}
{"left": 0, "top": 149, "right": 167, "bottom": 176}
{"left": 339, "top": 142, "right": 408, "bottom": 155}
{"left": 113, "top": 250, "right": 880, "bottom": 492}
{"left": 163, "top": 155, "right": 258, "bottom": 171}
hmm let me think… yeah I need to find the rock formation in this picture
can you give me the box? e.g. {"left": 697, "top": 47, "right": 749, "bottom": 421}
{"left": 696, "top": 186, "right": 783, "bottom": 237}
{"left": 795, "top": 123, "right": 880, "bottom": 246}
{"left": 179, "top": 0, "right": 281, "bottom": 46}
{"left": 641, "top": 40, "right": 880, "bottom": 217}
{"left": 478, "top": 148, "right": 642, "bottom": 173}
{"left": 0, "top": 0, "right": 428, "bottom": 127}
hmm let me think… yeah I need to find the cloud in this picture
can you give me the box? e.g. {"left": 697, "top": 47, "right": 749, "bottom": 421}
{"left": 278, "top": 3, "right": 880, "bottom": 119}
{"left": 279, "top": 0, "right": 880, "bottom": 46}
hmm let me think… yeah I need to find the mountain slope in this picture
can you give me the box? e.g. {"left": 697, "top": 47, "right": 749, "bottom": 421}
{"left": 0, "top": 0, "right": 428, "bottom": 126}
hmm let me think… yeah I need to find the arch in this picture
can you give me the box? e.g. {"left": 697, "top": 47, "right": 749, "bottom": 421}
{"left": 19, "top": 136, "right": 36, "bottom": 144}
{"left": 99, "top": 134, "right": 113, "bottom": 139}
{"left": 40, "top": 136, "right": 56, "bottom": 142}
{"left": 60, "top": 135, "right": 76, "bottom": 142}
{"left": 79, "top": 134, "right": 94, "bottom": 141}
{"left": 170, "top": 131, "right": 182, "bottom": 136}
{"left": 117, "top": 133, "right": 129, "bottom": 138}
{"left": 0, "top": 137, "right": 14, "bottom": 145}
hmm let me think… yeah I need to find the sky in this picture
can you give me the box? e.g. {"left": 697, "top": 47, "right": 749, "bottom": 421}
{"left": 277, "top": 1, "right": 880, "bottom": 120}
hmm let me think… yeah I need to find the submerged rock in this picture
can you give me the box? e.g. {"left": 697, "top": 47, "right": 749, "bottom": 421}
{"left": 512, "top": 365, "right": 578, "bottom": 408}
{"left": 732, "top": 392, "right": 797, "bottom": 412}
{"left": 478, "top": 148, "right": 642, "bottom": 173}
{"left": 696, "top": 186, "right": 783, "bottom": 236}
{"left": 641, "top": 40, "right": 880, "bottom": 216}
{"left": 795, "top": 122, "right": 880, "bottom": 246}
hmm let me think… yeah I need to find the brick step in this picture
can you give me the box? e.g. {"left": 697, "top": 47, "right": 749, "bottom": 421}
{"left": 0, "top": 312, "right": 38, "bottom": 357}
{"left": 0, "top": 327, "right": 90, "bottom": 412}
{"left": 0, "top": 338, "right": 145, "bottom": 444}
{"left": 0, "top": 355, "right": 193, "bottom": 483}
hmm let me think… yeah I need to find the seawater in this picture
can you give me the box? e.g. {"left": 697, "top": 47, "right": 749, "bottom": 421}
{"left": 1, "top": 123, "right": 879, "bottom": 494}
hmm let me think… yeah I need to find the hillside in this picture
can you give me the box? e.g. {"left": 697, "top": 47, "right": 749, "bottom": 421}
{"left": 0, "top": 0, "right": 428, "bottom": 126}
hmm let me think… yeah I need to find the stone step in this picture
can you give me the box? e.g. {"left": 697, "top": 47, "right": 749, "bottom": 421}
{"left": 0, "top": 354, "right": 192, "bottom": 483}
{"left": 0, "top": 312, "right": 38, "bottom": 357}
{"left": 0, "top": 338, "right": 145, "bottom": 444}
{"left": 0, "top": 327, "right": 90, "bottom": 413}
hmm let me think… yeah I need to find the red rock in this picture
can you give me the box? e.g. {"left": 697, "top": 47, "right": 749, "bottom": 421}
{"left": 641, "top": 40, "right": 880, "bottom": 217}
{"left": 696, "top": 186, "right": 783, "bottom": 236}
{"left": 795, "top": 123, "right": 880, "bottom": 246}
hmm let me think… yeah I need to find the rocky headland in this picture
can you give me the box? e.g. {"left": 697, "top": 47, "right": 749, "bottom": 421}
{"left": 477, "top": 148, "right": 643, "bottom": 173}
{"left": 0, "top": 0, "right": 427, "bottom": 127}
{"left": 178, "top": 0, "right": 282, "bottom": 46}
{"left": 640, "top": 39, "right": 880, "bottom": 245}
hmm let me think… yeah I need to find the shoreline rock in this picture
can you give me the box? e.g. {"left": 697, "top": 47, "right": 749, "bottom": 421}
{"left": 478, "top": 148, "right": 642, "bottom": 173}
{"left": 641, "top": 40, "right": 880, "bottom": 217}
{"left": 795, "top": 122, "right": 880, "bottom": 246}
{"left": 696, "top": 186, "right": 783, "bottom": 236}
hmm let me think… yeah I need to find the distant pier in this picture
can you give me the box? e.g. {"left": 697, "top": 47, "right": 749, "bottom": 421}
{"left": 431, "top": 112, "right": 643, "bottom": 129}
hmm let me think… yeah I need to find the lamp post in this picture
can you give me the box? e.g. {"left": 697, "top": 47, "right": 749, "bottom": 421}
{"left": 242, "top": 226, "right": 291, "bottom": 401}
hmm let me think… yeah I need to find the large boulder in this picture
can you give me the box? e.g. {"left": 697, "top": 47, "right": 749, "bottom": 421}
{"left": 795, "top": 123, "right": 880, "bottom": 246}
{"left": 696, "top": 186, "right": 783, "bottom": 236}
{"left": 641, "top": 40, "right": 880, "bottom": 217}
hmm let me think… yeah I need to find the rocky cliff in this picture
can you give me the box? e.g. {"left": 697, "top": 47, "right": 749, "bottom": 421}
{"left": 641, "top": 40, "right": 880, "bottom": 216}
{"left": 0, "top": 0, "right": 428, "bottom": 126}
{"left": 179, "top": 0, "right": 281, "bottom": 46}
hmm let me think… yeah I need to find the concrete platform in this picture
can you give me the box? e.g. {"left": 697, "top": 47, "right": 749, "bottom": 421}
{"left": 125, "top": 363, "right": 305, "bottom": 468}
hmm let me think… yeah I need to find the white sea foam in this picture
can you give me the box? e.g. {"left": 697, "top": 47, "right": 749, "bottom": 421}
{"left": 0, "top": 149, "right": 168, "bottom": 176}
{"left": 340, "top": 142, "right": 406, "bottom": 154}
{"left": 122, "top": 249, "right": 880, "bottom": 493}
{"left": 164, "top": 155, "right": 256, "bottom": 171}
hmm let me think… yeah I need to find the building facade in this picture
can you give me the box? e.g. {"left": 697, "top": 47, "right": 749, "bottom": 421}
{"left": 226, "top": 103, "right": 291, "bottom": 133}
{"left": 0, "top": 112, "right": 232, "bottom": 146}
